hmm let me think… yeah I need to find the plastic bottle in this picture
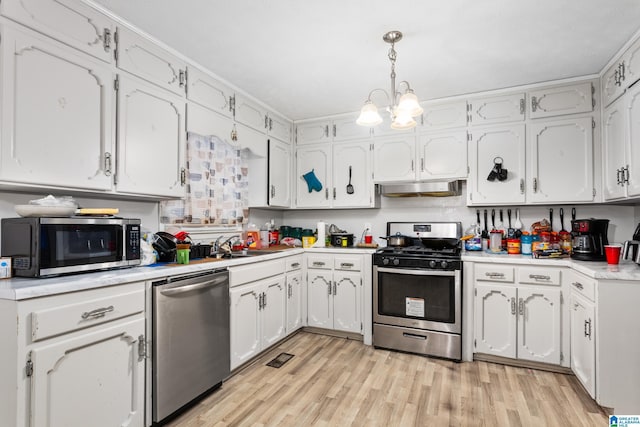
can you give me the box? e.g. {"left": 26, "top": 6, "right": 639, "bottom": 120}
{"left": 246, "top": 223, "right": 261, "bottom": 249}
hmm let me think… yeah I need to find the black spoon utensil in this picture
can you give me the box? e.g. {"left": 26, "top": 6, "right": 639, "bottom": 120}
{"left": 549, "top": 208, "right": 553, "bottom": 231}
{"left": 559, "top": 208, "right": 567, "bottom": 232}
{"left": 483, "top": 209, "right": 488, "bottom": 238}
{"left": 507, "top": 208, "right": 515, "bottom": 238}
{"left": 346, "top": 166, "right": 354, "bottom": 194}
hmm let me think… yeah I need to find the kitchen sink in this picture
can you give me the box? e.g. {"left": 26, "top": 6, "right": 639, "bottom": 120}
{"left": 215, "top": 249, "right": 280, "bottom": 259}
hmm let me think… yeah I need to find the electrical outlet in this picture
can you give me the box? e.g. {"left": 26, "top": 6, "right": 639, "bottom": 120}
{"left": 364, "top": 222, "right": 372, "bottom": 232}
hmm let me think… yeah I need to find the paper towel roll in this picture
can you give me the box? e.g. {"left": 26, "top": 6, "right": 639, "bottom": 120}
{"left": 313, "top": 221, "right": 326, "bottom": 247}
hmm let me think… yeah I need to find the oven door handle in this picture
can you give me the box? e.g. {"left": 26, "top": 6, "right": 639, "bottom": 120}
{"left": 376, "top": 267, "right": 456, "bottom": 277}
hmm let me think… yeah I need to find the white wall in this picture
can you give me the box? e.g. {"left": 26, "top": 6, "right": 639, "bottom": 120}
{"left": 273, "top": 183, "right": 637, "bottom": 246}
{"left": 0, "top": 191, "right": 160, "bottom": 232}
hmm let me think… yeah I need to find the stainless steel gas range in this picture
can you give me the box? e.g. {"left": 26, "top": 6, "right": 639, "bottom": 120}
{"left": 373, "top": 221, "right": 462, "bottom": 361}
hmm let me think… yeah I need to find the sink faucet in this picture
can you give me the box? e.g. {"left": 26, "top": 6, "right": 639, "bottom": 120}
{"left": 214, "top": 235, "right": 239, "bottom": 254}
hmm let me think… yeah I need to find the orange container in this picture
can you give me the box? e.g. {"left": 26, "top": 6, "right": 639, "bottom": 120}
{"left": 245, "top": 230, "right": 261, "bottom": 248}
{"left": 507, "top": 239, "right": 521, "bottom": 254}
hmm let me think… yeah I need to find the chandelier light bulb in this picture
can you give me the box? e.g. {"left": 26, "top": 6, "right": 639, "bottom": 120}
{"left": 397, "top": 90, "right": 423, "bottom": 117}
{"left": 356, "top": 100, "right": 383, "bottom": 126}
{"left": 391, "top": 109, "right": 417, "bottom": 130}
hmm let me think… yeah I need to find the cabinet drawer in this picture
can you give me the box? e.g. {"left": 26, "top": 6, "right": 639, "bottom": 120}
{"left": 230, "top": 258, "right": 286, "bottom": 287}
{"left": 306, "top": 254, "right": 333, "bottom": 270}
{"left": 31, "top": 286, "right": 144, "bottom": 342}
{"left": 285, "top": 256, "right": 303, "bottom": 272}
{"left": 568, "top": 272, "right": 596, "bottom": 301}
{"left": 334, "top": 256, "right": 362, "bottom": 271}
{"left": 475, "top": 264, "right": 514, "bottom": 283}
{"left": 518, "top": 268, "right": 561, "bottom": 286}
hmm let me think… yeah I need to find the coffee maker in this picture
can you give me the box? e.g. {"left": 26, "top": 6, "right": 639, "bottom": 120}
{"left": 622, "top": 223, "right": 640, "bottom": 264}
{"left": 570, "top": 219, "right": 609, "bottom": 261}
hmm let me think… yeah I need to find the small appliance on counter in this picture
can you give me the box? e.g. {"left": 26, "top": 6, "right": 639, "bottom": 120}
{"left": 327, "top": 223, "right": 354, "bottom": 247}
{"left": 570, "top": 218, "right": 609, "bottom": 261}
{"left": 622, "top": 223, "right": 640, "bottom": 264}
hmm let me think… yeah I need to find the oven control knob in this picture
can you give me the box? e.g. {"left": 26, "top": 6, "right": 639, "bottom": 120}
{"left": 428, "top": 260, "right": 437, "bottom": 268}
{"left": 393, "top": 258, "right": 400, "bottom": 266}
{"left": 382, "top": 258, "right": 390, "bottom": 265}
{"left": 440, "top": 261, "right": 449, "bottom": 269}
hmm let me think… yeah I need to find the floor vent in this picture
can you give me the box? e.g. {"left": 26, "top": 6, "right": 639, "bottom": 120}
{"left": 266, "top": 352, "right": 294, "bottom": 368}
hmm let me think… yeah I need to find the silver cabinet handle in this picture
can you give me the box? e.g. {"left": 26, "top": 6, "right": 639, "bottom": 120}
{"left": 584, "top": 318, "right": 592, "bottom": 339}
{"left": 614, "top": 68, "right": 621, "bottom": 86}
{"left": 340, "top": 262, "right": 354, "bottom": 268}
{"left": 533, "top": 177, "right": 538, "bottom": 193}
{"left": 262, "top": 292, "right": 267, "bottom": 308}
{"left": 103, "top": 28, "right": 112, "bottom": 52}
{"left": 529, "top": 274, "right": 550, "bottom": 281}
{"left": 325, "top": 188, "right": 329, "bottom": 200}
{"left": 313, "top": 261, "right": 325, "bottom": 267}
{"left": 520, "top": 178, "right": 524, "bottom": 194}
{"left": 265, "top": 115, "right": 269, "bottom": 129}
{"left": 420, "top": 158, "right": 425, "bottom": 172}
{"left": 271, "top": 185, "right": 276, "bottom": 197}
{"left": 619, "top": 62, "right": 626, "bottom": 82}
{"left": 179, "top": 69, "right": 186, "bottom": 87}
{"left": 324, "top": 125, "right": 329, "bottom": 138}
{"left": 327, "top": 282, "right": 332, "bottom": 296}
{"left": 411, "top": 160, "right": 414, "bottom": 171}
{"left": 291, "top": 262, "right": 300, "bottom": 268}
{"left": 104, "top": 152, "right": 112, "bottom": 176}
{"left": 485, "top": 272, "right": 505, "bottom": 278}
{"left": 572, "top": 281, "right": 584, "bottom": 290}
{"left": 258, "top": 292, "right": 263, "bottom": 310}
{"left": 511, "top": 297, "right": 516, "bottom": 315}
{"left": 180, "top": 167, "right": 187, "bottom": 186}
{"left": 288, "top": 283, "right": 292, "bottom": 298}
{"left": 333, "top": 187, "right": 336, "bottom": 200}
{"left": 81, "top": 305, "right": 114, "bottom": 320}
{"left": 519, "top": 98, "right": 525, "bottom": 115}
{"left": 617, "top": 168, "right": 623, "bottom": 185}
{"left": 518, "top": 298, "right": 524, "bottom": 316}
{"left": 269, "top": 118, "right": 273, "bottom": 131}
{"left": 531, "top": 96, "right": 538, "bottom": 112}
{"left": 624, "top": 165, "right": 630, "bottom": 184}
{"left": 332, "top": 124, "right": 336, "bottom": 138}
{"left": 332, "top": 282, "right": 337, "bottom": 295}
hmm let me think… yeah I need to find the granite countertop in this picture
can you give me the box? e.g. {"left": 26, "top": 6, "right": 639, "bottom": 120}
{"left": 462, "top": 251, "right": 640, "bottom": 281}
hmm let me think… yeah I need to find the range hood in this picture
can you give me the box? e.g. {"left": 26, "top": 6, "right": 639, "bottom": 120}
{"left": 381, "top": 181, "right": 462, "bottom": 197}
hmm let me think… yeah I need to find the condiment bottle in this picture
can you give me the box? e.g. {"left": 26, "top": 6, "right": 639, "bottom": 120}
{"left": 521, "top": 232, "right": 533, "bottom": 255}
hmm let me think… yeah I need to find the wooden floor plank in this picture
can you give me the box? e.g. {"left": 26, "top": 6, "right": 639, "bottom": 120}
{"left": 165, "top": 332, "right": 607, "bottom": 427}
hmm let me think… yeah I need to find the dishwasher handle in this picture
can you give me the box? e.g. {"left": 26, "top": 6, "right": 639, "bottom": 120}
{"left": 159, "top": 275, "right": 228, "bottom": 296}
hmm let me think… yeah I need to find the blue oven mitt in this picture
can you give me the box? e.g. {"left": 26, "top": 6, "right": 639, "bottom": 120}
{"left": 302, "top": 169, "right": 323, "bottom": 193}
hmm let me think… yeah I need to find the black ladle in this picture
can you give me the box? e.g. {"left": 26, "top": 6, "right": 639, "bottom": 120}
{"left": 346, "top": 166, "right": 354, "bottom": 194}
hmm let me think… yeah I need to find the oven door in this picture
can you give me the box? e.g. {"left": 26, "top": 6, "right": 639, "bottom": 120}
{"left": 374, "top": 266, "right": 461, "bottom": 334}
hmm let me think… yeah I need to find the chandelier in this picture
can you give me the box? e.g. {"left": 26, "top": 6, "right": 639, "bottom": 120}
{"left": 356, "top": 30, "right": 423, "bottom": 130}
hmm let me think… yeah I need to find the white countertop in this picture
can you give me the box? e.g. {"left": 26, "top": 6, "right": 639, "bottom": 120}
{"left": 0, "top": 246, "right": 378, "bottom": 301}
{"left": 462, "top": 251, "right": 640, "bottom": 281}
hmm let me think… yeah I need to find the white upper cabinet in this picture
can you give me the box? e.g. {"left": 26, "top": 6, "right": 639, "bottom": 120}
{"left": 295, "top": 143, "right": 331, "bottom": 208}
{"left": 186, "top": 102, "right": 233, "bottom": 140}
{"left": 528, "top": 82, "right": 593, "bottom": 119}
{"left": 332, "top": 114, "right": 373, "bottom": 141}
{"left": 603, "top": 98, "right": 627, "bottom": 200}
{"left": 267, "top": 111, "right": 293, "bottom": 143}
{"left": 418, "top": 100, "right": 468, "bottom": 130}
{"left": 234, "top": 94, "right": 267, "bottom": 132}
{"left": 527, "top": 116, "right": 594, "bottom": 203}
{"left": 467, "top": 125, "right": 526, "bottom": 205}
{"left": 627, "top": 84, "right": 640, "bottom": 197}
{"left": 116, "top": 26, "right": 187, "bottom": 96}
{"left": 332, "top": 141, "right": 373, "bottom": 207}
{"left": 603, "top": 60, "right": 627, "bottom": 108}
{"left": 268, "top": 139, "right": 291, "bottom": 207}
{"left": 0, "top": 0, "right": 115, "bottom": 63}
{"left": 0, "top": 25, "right": 114, "bottom": 191}
{"left": 372, "top": 135, "right": 416, "bottom": 183}
{"left": 296, "top": 114, "right": 370, "bottom": 145}
{"left": 468, "top": 93, "right": 525, "bottom": 126}
{"left": 416, "top": 129, "right": 467, "bottom": 181}
{"left": 603, "top": 36, "right": 640, "bottom": 107}
{"left": 186, "top": 66, "right": 233, "bottom": 117}
{"left": 116, "top": 75, "right": 185, "bottom": 198}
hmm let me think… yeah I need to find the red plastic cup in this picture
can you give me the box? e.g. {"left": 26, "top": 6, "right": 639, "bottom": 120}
{"left": 364, "top": 235, "right": 373, "bottom": 244}
{"left": 604, "top": 245, "right": 622, "bottom": 264}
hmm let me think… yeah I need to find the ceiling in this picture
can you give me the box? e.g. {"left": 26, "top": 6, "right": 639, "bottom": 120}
{"left": 93, "top": 0, "right": 640, "bottom": 121}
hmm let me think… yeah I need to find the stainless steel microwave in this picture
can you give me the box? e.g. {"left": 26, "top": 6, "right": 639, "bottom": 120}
{"left": 1, "top": 217, "right": 141, "bottom": 277}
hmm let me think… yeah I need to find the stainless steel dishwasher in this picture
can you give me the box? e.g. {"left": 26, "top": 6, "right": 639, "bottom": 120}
{"left": 152, "top": 268, "right": 230, "bottom": 423}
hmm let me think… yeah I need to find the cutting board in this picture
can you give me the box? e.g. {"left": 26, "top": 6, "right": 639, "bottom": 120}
{"left": 76, "top": 208, "right": 119, "bottom": 216}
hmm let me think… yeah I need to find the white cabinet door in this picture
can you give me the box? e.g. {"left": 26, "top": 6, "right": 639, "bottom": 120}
{"left": 268, "top": 139, "right": 291, "bottom": 207}
{"left": 261, "top": 277, "right": 286, "bottom": 348}
{"left": 468, "top": 93, "right": 525, "bottom": 126}
{"left": 230, "top": 282, "right": 261, "bottom": 370}
{"left": 529, "top": 82, "right": 593, "bottom": 119}
{"left": 332, "top": 141, "right": 373, "bottom": 207}
{"left": 416, "top": 130, "right": 467, "bottom": 180}
{"left": 419, "top": 100, "right": 467, "bottom": 130}
{"left": 332, "top": 114, "right": 372, "bottom": 141}
{"left": 372, "top": 136, "right": 416, "bottom": 182}
{"left": 296, "top": 120, "right": 331, "bottom": 145}
{"left": 116, "top": 26, "right": 186, "bottom": 96}
{"left": 603, "top": 98, "right": 627, "bottom": 200}
{"left": 516, "top": 287, "right": 561, "bottom": 364}
{"left": 624, "top": 37, "right": 640, "bottom": 89}
{"left": 474, "top": 283, "right": 517, "bottom": 359}
{"left": 186, "top": 102, "right": 233, "bottom": 139}
{"left": 267, "top": 111, "right": 292, "bottom": 143}
{"left": 467, "top": 125, "right": 526, "bottom": 205}
{"left": 602, "top": 60, "right": 626, "bottom": 108}
{"left": 235, "top": 94, "right": 267, "bottom": 132}
{"left": 30, "top": 317, "right": 144, "bottom": 427}
{"left": 0, "top": 0, "right": 115, "bottom": 63}
{"left": 286, "top": 271, "right": 303, "bottom": 334}
{"left": 295, "top": 144, "right": 331, "bottom": 208}
{"left": 186, "top": 66, "right": 233, "bottom": 117}
{"left": 570, "top": 292, "right": 596, "bottom": 398}
{"left": 527, "top": 117, "right": 593, "bottom": 203}
{"left": 333, "top": 271, "right": 361, "bottom": 334}
{"left": 0, "top": 26, "right": 113, "bottom": 191}
{"left": 307, "top": 270, "right": 333, "bottom": 329}
{"left": 626, "top": 83, "right": 640, "bottom": 197}
{"left": 116, "top": 75, "right": 185, "bottom": 198}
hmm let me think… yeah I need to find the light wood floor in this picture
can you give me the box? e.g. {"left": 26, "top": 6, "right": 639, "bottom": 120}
{"left": 166, "top": 332, "right": 607, "bottom": 427}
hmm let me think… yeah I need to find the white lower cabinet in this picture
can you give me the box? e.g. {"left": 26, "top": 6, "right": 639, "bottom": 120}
{"left": 570, "top": 290, "right": 596, "bottom": 397}
{"left": 0, "top": 281, "right": 146, "bottom": 427}
{"left": 285, "top": 256, "right": 303, "bottom": 334}
{"left": 306, "top": 254, "right": 362, "bottom": 334}
{"left": 230, "top": 275, "right": 286, "bottom": 370}
{"left": 473, "top": 264, "right": 563, "bottom": 365}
